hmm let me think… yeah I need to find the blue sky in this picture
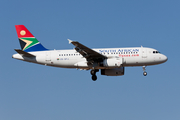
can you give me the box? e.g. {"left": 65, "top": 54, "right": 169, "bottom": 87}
{"left": 0, "top": 0, "right": 180, "bottom": 120}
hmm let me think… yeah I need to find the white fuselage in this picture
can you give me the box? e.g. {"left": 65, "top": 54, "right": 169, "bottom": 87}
{"left": 12, "top": 47, "right": 167, "bottom": 69}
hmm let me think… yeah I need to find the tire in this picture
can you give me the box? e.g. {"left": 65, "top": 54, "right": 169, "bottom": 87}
{"left": 92, "top": 75, "right": 97, "bottom": 81}
{"left": 143, "top": 72, "right": 147, "bottom": 76}
{"left": 91, "top": 70, "right": 95, "bottom": 75}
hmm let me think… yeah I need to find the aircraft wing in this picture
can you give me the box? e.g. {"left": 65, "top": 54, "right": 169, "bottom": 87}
{"left": 68, "top": 39, "right": 107, "bottom": 62}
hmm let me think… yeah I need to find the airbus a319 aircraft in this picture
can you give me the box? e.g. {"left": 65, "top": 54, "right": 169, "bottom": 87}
{"left": 12, "top": 25, "right": 168, "bottom": 81}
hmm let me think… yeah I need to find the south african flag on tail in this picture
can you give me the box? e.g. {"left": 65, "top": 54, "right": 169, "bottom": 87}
{"left": 15, "top": 25, "right": 48, "bottom": 52}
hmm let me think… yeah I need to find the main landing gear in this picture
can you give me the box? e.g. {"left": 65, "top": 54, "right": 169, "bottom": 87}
{"left": 143, "top": 66, "right": 147, "bottom": 76}
{"left": 90, "top": 69, "right": 99, "bottom": 81}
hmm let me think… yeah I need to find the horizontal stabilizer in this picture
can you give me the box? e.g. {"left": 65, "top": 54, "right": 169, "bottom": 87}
{"left": 14, "top": 49, "right": 36, "bottom": 57}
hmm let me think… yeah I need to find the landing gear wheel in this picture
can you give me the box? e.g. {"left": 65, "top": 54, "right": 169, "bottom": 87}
{"left": 91, "top": 70, "right": 95, "bottom": 75}
{"left": 143, "top": 72, "right": 147, "bottom": 76}
{"left": 90, "top": 69, "right": 99, "bottom": 75}
{"left": 92, "top": 75, "right": 97, "bottom": 81}
{"left": 90, "top": 69, "right": 99, "bottom": 81}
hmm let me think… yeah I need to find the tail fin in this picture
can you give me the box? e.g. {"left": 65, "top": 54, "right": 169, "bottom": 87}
{"left": 15, "top": 25, "right": 48, "bottom": 52}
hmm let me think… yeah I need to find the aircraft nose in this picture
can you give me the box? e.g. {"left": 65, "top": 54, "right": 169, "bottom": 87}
{"left": 162, "top": 54, "right": 168, "bottom": 63}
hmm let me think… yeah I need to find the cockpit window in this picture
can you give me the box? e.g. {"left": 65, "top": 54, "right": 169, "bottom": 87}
{"left": 153, "top": 51, "right": 160, "bottom": 54}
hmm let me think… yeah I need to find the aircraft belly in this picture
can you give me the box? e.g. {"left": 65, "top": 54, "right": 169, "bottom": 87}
{"left": 124, "top": 57, "right": 141, "bottom": 66}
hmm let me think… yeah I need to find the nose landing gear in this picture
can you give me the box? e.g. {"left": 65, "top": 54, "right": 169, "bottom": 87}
{"left": 90, "top": 69, "right": 99, "bottom": 81}
{"left": 143, "top": 66, "right": 147, "bottom": 76}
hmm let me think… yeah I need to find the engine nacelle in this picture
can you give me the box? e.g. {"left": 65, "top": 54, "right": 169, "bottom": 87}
{"left": 101, "top": 67, "right": 125, "bottom": 76}
{"left": 103, "top": 58, "right": 123, "bottom": 67}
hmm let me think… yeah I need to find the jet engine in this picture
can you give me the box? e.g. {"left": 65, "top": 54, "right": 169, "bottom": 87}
{"left": 103, "top": 58, "right": 123, "bottom": 67}
{"left": 101, "top": 67, "right": 124, "bottom": 76}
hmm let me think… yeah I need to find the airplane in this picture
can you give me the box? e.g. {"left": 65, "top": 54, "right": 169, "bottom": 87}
{"left": 12, "top": 25, "right": 168, "bottom": 81}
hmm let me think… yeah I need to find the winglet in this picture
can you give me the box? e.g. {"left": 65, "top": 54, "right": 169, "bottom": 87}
{"left": 68, "top": 39, "right": 73, "bottom": 44}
